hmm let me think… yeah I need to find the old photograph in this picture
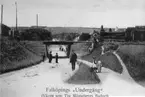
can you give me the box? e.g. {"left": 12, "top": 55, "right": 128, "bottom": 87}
{"left": 0, "top": 0, "right": 145, "bottom": 97}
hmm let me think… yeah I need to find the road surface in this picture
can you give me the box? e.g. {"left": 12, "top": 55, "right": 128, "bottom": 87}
{"left": 0, "top": 45, "right": 145, "bottom": 97}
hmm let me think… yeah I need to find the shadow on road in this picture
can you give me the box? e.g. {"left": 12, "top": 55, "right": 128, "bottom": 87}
{"left": 64, "top": 63, "right": 101, "bottom": 85}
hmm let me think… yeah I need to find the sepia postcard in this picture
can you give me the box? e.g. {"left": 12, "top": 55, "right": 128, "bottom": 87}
{"left": 0, "top": 0, "right": 145, "bottom": 97}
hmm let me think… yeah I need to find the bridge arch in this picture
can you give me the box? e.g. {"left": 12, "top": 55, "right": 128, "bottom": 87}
{"left": 43, "top": 41, "right": 92, "bottom": 58}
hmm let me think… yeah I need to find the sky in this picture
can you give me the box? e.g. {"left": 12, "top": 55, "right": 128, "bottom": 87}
{"left": 0, "top": 0, "right": 145, "bottom": 27}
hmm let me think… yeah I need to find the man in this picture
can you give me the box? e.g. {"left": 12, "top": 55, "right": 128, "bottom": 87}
{"left": 70, "top": 50, "right": 77, "bottom": 71}
{"left": 49, "top": 51, "right": 52, "bottom": 63}
{"left": 55, "top": 53, "right": 58, "bottom": 63}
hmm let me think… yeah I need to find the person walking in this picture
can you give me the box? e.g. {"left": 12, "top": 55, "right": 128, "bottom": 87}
{"left": 70, "top": 50, "right": 77, "bottom": 71}
{"left": 49, "top": 51, "right": 52, "bottom": 63}
{"left": 55, "top": 53, "right": 58, "bottom": 63}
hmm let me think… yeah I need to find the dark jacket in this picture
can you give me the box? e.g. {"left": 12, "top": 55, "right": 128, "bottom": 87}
{"left": 49, "top": 53, "right": 52, "bottom": 59}
{"left": 55, "top": 54, "right": 58, "bottom": 59}
{"left": 70, "top": 53, "right": 77, "bottom": 62}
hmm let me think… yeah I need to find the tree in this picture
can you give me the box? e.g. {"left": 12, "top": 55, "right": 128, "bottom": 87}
{"left": 109, "top": 28, "right": 112, "bottom": 32}
{"left": 20, "top": 28, "right": 52, "bottom": 41}
{"left": 79, "top": 33, "right": 91, "bottom": 41}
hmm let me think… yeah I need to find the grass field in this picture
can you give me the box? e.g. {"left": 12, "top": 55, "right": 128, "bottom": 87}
{"left": 100, "top": 52, "right": 123, "bottom": 73}
{"left": 0, "top": 37, "right": 43, "bottom": 74}
{"left": 117, "top": 44, "right": 145, "bottom": 81}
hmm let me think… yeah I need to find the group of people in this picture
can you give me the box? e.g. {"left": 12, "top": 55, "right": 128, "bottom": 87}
{"left": 42, "top": 51, "right": 58, "bottom": 63}
{"left": 91, "top": 56, "right": 102, "bottom": 73}
{"left": 42, "top": 49, "right": 102, "bottom": 73}
{"left": 69, "top": 50, "right": 102, "bottom": 73}
{"left": 42, "top": 49, "right": 78, "bottom": 71}
{"left": 59, "top": 46, "right": 66, "bottom": 52}
{"left": 49, "top": 51, "right": 58, "bottom": 63}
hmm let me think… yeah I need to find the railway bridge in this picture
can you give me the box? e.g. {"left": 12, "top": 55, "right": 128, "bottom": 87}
{"left": 43, "top": 41, "right": 92, "bottom": 58}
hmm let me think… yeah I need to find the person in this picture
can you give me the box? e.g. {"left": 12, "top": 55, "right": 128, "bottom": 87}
{"left": 42, "top": 53, "right": 45, "bottom": 62}
{"left": 55, "top": 53, "right": 58, "bottom": 63}
{"left": 90, "top": 56, "right": 98, "bottom": 72}
{"left": 59, "top": 46, "right": 62, "bottom": 51}
{"left": 97, "top": 60, "right": 102, "bottom": 73}
{"left": 92, "top": 56, "right": 97, "bottom": 67}
{"left": 70, "top": 50, "right": 77, "bottom": 71}
{"left": 101, "top": 46, "right": 105, "bottom": 55}
{"left": 49, "top": 51, "right": 52, "bottom": 63}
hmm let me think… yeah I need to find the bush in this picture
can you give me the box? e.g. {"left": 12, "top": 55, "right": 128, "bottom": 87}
{"left": 20, "top": 28, "right": 52, "bottom": 41}
{"left": 103, "top": 42, "right": 119, "bottom": 52}
{"left": 79, "top": 33, "right": 91, "bottom": 41}
{"left": 53, "top": 32, "right": 79, "bottom": 41}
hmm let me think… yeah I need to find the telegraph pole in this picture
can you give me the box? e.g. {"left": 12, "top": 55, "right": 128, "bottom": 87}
{"left": 0, "top": 5, "right": 3, "bottom": 35}
{"left": 36, "top": 14, "right": 38, "bottom": 27}
{"left": 15, "top": 2, "right": 18, "bottom": 31}
{"left": 0, "top": 5, "right": 3, "bottom": 58}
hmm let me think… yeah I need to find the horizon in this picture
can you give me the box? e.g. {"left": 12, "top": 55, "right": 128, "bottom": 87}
{"left": 1, "top": 0, "right": 145, "bottom": 28}
{"left": 10, "top": 25, "right": 128, "bottom": 29}
{"left": 10, "top": 25, "right": 127, "bottom": 28}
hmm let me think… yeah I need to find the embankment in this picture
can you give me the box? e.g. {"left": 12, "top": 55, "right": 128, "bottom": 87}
{"left": 0, "top": 37, "right": 43, "bottom": 74}
{"left": 81, "top": 44, "right": 123, "bottom": 74}
{"left": 116, "top": 44, "right": 145, "bottom": 81}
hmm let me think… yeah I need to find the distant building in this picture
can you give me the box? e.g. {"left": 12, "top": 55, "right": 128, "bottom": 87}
{"left": 133, "top": 26, "right": 145, "bottom": 41}
{"left": 100, "top": 25, "right": 105, "bottom": 35}
{"left": 125, "top": 27, "right": 135, "bottom": 41}
{"left": 109, "top": 28, "right": 112, "bottom": 32}
{"left": 97, "top": 25, "right": 145, "bottom": 41}
{"left": 99, "top": 25, "right": 125, "bottom": 41}
{"left": 125, "top": 26, "right": 145, "bottom": 41}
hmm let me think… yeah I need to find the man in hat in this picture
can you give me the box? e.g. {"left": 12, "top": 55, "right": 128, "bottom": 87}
{"left": 70, "top": 50, "right": 77, "bottom": 71}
